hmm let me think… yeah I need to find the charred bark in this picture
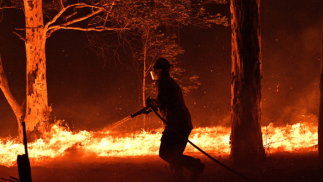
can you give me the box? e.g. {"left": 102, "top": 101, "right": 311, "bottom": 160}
{"left": 23, "top": 0, "right": 50, "bottom": 134}
{"left": 0, "top": 56, "right": 24, "bottom": 141}
{"left": 319, "top": 27, "right": 323, "bottom": 159}
{"left": 230, "top": 0, "right": 265, "bottom": 165}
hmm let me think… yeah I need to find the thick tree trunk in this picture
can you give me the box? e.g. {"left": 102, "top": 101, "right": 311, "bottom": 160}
{"left": 230, "top": 0, "right": 265, "bottom": 165}
{"left": 318, "top": 27, "right": 323, "bottom": 159}
{"left": 23, "top": 0, "right": 49, "bottom": 133}
{"left": 0, "top": 57, "right": 24, "bottom": 141}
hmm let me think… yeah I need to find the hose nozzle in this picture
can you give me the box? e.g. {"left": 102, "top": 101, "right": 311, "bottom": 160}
{"left": 131, "top": 107, "right": 152, "bottom": 118}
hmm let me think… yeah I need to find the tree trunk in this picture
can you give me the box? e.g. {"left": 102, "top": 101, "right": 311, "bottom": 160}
{"left": 142, "top": 28, "right": 148, "bottom": 131}
{"left": 230, "top": 0, "right": 265, "bottom": 165}
{"left": 23, "top": 0, "right": 49, "bottom": 133}
{"left": 0, "top": 56, "right": 24, "bottom": 141}
{"left": 318, "top": 27, "right": 323, "bottom": 159}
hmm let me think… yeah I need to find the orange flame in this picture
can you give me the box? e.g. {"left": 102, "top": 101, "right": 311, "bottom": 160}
{"left": 0, "top": 122, "right": 318, "bottom": 167}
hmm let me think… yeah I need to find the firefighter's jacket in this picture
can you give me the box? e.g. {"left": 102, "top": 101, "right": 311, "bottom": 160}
{"left": 153, "top": 71, "right": 193, "bottom": 131}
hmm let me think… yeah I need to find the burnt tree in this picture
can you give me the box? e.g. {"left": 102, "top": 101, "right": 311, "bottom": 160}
{"left": 230, "top": 0, "right": 265, "bottom": 165}
{"left": 0, "top": 56, "right": 24, "bottom": 140}
{"left": 23, "top": 0, "right": 50, "bottom": 133}
{"left": 319, "top": 27, "right": 323, "bottom": 159}
{"left": 0, "top": 0, "right": 124, "bottom": 137}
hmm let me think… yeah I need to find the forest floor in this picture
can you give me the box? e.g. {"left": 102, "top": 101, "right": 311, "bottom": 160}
{"left": 1, "top": 152, "right": 323, "bottom": 182}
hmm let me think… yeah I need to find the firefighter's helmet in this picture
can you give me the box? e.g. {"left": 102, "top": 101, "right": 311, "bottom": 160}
{"left": 153, "top": 58, "right": 173, "bottom": 70}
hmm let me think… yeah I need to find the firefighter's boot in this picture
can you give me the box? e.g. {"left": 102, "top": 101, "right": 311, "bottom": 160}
{"left": 189, "top": 159, "right": 205, "bottom": 182}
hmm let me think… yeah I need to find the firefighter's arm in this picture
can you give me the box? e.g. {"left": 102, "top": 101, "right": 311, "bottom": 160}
{"left": 146, "top": 80, "right": 166, "bottom": 109}
{"left": 145, "top": 97, "right": 159, "bottom": 109}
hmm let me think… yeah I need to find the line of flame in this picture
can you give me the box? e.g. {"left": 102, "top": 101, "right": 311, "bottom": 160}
{"left": 0, "top": 122, "right": 318, "bottom": 167}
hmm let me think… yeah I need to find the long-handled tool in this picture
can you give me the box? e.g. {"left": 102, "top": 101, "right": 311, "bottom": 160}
{"left": 131, "top": 106, "right": 255, "bottom": 182}
{"left": 17, "top": 122, "right": 32, "bottom": 182}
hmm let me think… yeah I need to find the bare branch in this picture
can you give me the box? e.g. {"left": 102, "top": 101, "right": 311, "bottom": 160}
{"left": 44, "top": 3, "right": 104, "bottom": 31}
{"left": 0, "top": 6, "right": 16, "bottom": 9}
{"left": 12, "top": 31, "right": 26, "bottom": 42}
{"left": 47, "top": 25, "right": 128, "bottom": 38}
{"left": 60, "top": 9, "right": 104, "bottom": 27}
{"left": 56, "top": 26, "right": 126, "bottom": 32}
{"left": 46, "top": 27, "right": 60, "bottom": 38}
{"left": 65, "top": 9, "right": 77, "bottom": 20}
{"left": 59, "top": 0, "right": 64, "bottom": 9}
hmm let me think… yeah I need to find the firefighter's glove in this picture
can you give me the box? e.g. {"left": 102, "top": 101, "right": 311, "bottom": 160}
{"left": 145, "top": 97, "right": 153, "bottom": 107}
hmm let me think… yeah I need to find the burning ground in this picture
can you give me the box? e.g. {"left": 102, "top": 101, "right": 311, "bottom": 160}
{"left": 0, "top": 121, "right": 321, "bottom": 182}
{"left": 0, "top": 121, "right": 318, "bottom": 167}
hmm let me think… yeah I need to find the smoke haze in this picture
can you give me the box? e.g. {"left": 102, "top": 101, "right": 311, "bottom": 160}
{"left": 0, "top": 0, "right": 323, "bottom": 137}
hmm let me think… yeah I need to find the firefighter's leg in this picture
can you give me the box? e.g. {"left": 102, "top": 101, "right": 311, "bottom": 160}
{"left": 174, "top": 130, "right": 205, "bottom": 182}
{"left": 159, "top": 131, "right": 185, "bottom": 181}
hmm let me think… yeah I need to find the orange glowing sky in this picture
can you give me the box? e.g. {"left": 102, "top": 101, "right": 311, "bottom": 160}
{"left": 0, "top": 0, "right": 322, "bottom": 138}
